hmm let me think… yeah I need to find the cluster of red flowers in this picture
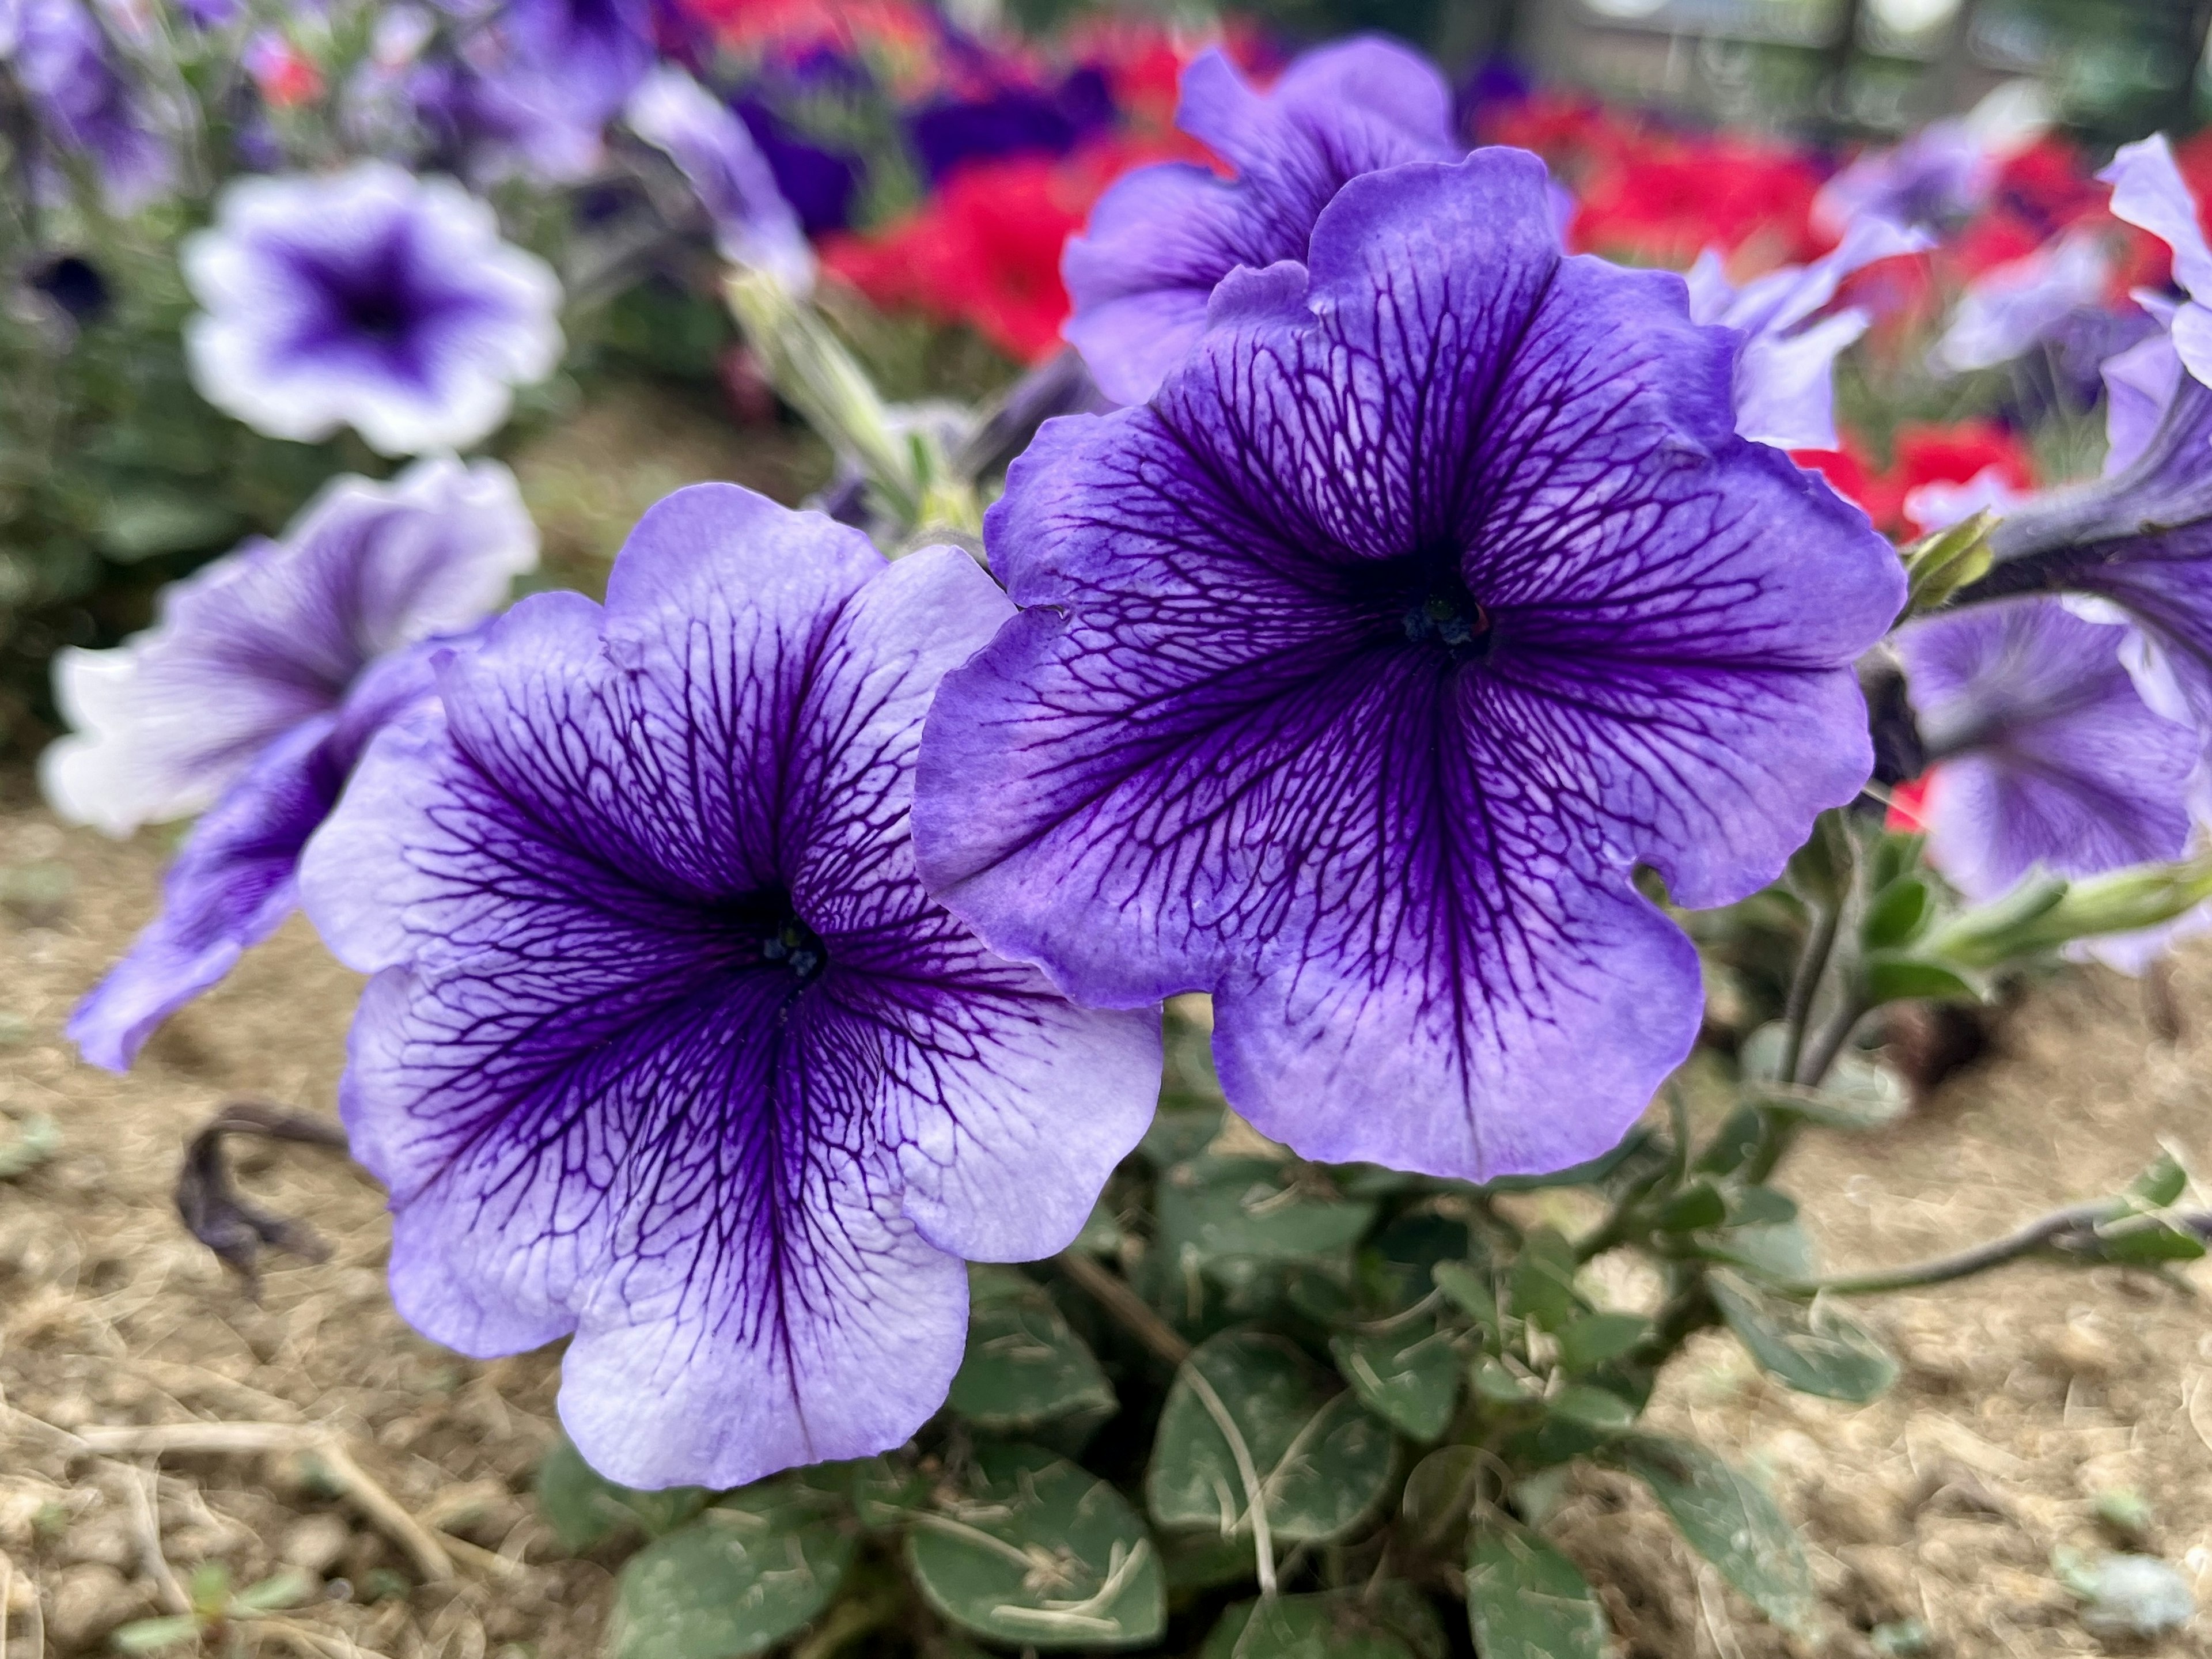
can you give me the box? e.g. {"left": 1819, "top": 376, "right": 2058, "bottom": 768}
{"left": 815, "top": 23, "right": 1234, "bottom": 363}
{"left": 1487, "top": 92, "right": 1825, "bottom": 272}
{"left": 1791, "top": 420, "right": 2037, "bottom": 539}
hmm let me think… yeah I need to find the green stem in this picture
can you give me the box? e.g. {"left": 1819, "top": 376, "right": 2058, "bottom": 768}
{"left": 1787, "top": 1203, "right": 2212, "bottom": 1297}
{"left": 1777, "top": 894, "right": 1842, "bottom": 1088}
{"left": 1793, "top": 995, "right": 1870, "bottom": 1092}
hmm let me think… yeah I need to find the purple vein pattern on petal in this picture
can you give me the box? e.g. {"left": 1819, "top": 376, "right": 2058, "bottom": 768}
{"left": 1899, "top": 597, "right": 2197, "bottom": 903}
{"left": 298, "top": 485, "right": 1158, "bottom": 1490}
{"left": 40, "top": 457, "right": 535, "bottom": 836}
{"left": 1060, "top": 36, "right": 1461, "bottom": 405}
{"left": 918, "top": 153, "right": 1902, "bottom": 1183}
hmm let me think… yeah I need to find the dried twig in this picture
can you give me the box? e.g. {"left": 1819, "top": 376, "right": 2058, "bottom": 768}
{"left": 70, "top": 1421, "right": 456, "bottom": 1584}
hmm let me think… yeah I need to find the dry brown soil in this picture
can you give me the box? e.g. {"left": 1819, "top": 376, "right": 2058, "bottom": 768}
{"left": 0, "top": 804, "right": 2208, "bottom": 1658}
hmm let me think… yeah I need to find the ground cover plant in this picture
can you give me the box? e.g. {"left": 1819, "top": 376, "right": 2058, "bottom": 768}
{"left": 12, "top": 2, "right": 2212, "bottom": 1655}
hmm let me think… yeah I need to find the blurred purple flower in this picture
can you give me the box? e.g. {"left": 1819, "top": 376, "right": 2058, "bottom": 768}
{"left": 411, "top": 51, "right": 604, "bottom": 183}
{"left": 69, "top": 638, "right": 461, "bottom": 1071}
{"left": 182, "top": 162, "right": 562, "bottom": 455}
{"left": 1934, "top": 229, "right": 2112, "bottom": 374}
{"left": 2102, "top": 134, "right": 2212, "bottom": 390}
{"left": 907, "top": 65, "right": 1112, "bottom": 185}
{"left": 916, "top": 154, "right": 1901, "bottom": 1180}
{"left": 625, "top": 66, "right": 813, "bottom": 289}
{"left": 1062, "top": 36, "right": 1464, "bottom": 405}
{"left": 43, "top": 459, "right": 536, "bottom": 836}
{"left": 1812, "top": 83, "right": 2048, "bottom": 238}
{"left": 3, "top": 0, "right": 172, "bottom": 211}
{"left": 1898, "top": 596, "right": 2197, "bottom": 904}
{"left": 1685, "top": 217, "right": 1929, "bottom": 450}
{"left": 498, "top": 0, "right": 653, "bottom": 125}
{"left": 298, "top": 486, "right": 1158, "bottom": 1488}
{"left": 736, "top": 95, "right": 861, "bottom": 234}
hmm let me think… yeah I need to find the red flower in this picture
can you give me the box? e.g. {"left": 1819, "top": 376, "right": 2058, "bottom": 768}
{"left": 1884, "top": 774, "right": 1934, "bottom": 834}
{"left": 1792, "top": 420, "right": 2035, "bottom": 539}
{"left": 823, "top": 139, "right": 1182, "bottom": 363}
{"left": 1568, "top": 130, "right": 1823, "bottom": 271}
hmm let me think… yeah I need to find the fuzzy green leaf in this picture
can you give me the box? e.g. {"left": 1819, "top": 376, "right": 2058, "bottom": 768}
{"left": 1710, "top": 1275, "right": 1897, "bottom": 1402}
{"left": 536, "top": 1435, "right": 707, "bottom": 1553}
{"left": 948, "top": 1267, "right": 1115, "bottom": 1437}
{"left": 1149, "top": 1331, "right": 1394, "bottom": 1544}
{"left": 1465, "top": 1523, "right": 1609, "bottom": 1659}
{"left": 907, "top": 1444, "right": 1164, "bottom": 1651}
{"left": 607, "top": 1480, "right": 855, "bottom": 1659}
{"left": 1612, "top": 1435, "right": 1815, "bottom": 1633}
{"left": 1329, "top": 1323, "right": 1461, "bottom": 1441}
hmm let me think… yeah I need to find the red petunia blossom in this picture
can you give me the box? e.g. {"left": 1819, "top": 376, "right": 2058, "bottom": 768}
{"left": 1792, "top": 419, "right": 2036, "bottom": 539}
{"left": 1884, "top": 773, "right": 1934, "bottom": 834}
{"left": 1569, "top": 130, "right": 1825, "bottom": 272}
{"left": 821, "top": 139, "right": 1190, "bottom": 363}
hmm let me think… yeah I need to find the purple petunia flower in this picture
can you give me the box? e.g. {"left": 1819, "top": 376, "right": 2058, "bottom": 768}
{"left": 1684, "top": 217, "right": 1929, "bottom": 450}
{"left": 182, "top": 162, "right": 563, "bottom": 456}
{"left": 1933, "top": 229, "right": 2113, "bottom": 375}
{"left": 297, "top": 485, "right": 1159, "bottom": 1488}
{"left": 4, "top": 0, "right": 173, "bottom": 211}
{"left": 493, "top": 0, "right": 653, "bottom": 127}
{"left": 2101, "top": 134, "right": 2212, "bottom": 390}
{"left": 915, "top": 153, "right": 1902, "bottom": 1181}
{"left": 1810, "top": 82, "right": 2048, "bottom": 239}
{"left": 1897, "top": 596, "right": 2198, "bottom": 904}
{"left": 624, "top": 66, "right": 814, "bottom": 290}
{"left": 1061, "top": 36, "right": 1464, "bottom": 406}
{"left": 42, "top": 459, "right": 536, "bottom": 836}
{"left": 69, "top": 638, "right": 460, "bottom": 1071}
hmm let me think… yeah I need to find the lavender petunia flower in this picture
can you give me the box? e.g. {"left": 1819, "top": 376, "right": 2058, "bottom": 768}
{"left": 41, "top": 458, "right": 536, "bottom": 835}
{"left": 1684, "top": 217, "right": 1929, "bottom": 450}
{"left": 1897, "top": 596, "right": 2198, "bottom": 904}
{"left": 183, "top": 162, "right": 563, "bottom": 455}
{"left": 5, "top": 0, "right": 173, "bottom": 211}
{"left": 410, "top": 51, "right": 605, "bottom": 184}
{"left": 1934, "top": 229, "right": 2113, "bottom": 375}
{"left": 495, "top": 0, "right": 653, "bottom": 127}
{"left": 2101, "top": 134, "right": 2212, "bottom": 390}
{"left": 1061, "top": 36, "right": 1464, "bottom": 407}
{"left": 915, "top": 154, "right": 1902, "bottom": 1181}
{"left": 298, "top": 485, "right": 1158, "bottom": 1488}
{"left": 625, "top": 66, "right": 815, "bottom": 291}
{"left": 69, "top": 639, "right": 459, "bottom": 1071}
{"left": 1811, "top": 81, "right": 2048, "bottom": 238}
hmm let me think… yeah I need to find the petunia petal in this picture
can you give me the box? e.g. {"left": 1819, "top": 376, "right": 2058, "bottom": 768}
{"left": 919, "top": 153, "right": 1898, "bottom": 1179}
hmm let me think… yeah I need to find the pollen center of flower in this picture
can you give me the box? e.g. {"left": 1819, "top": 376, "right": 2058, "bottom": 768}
{"left": 719, "top": 888, "right": 829, "bottom": 984}
{"left": 1347, "top": 547, "right": 1493, "bottom": 664}
{"left": 761, "top": 915, "right": 828, "bottom": 983}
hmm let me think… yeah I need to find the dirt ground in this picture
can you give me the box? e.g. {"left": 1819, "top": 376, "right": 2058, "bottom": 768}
{"left": 1, "top": 799, "right": 2209, "bottom": 1659}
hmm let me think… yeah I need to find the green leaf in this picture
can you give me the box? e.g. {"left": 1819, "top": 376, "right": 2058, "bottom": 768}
{"left": 1863, "top": 953, "right": 1982, "bottom": 1006}
{"left": 232, "top": 1570, "right": 313, "bottom": 1612}
{"left": 1656, "top": 1181, "right": 1727, "bottom": 1233}
{"left": 1901, "top": 509, "right": 1996, "bottom": 611}
{"left": 607, "top": 1479, "right": 856, "bottom": 1659}
{"left": 1156, "top": 1156, "right": 1378, "bottom": 1288}
{"left": 1202, "top": 1589, "right": 1439, "bottom": 1659}
{"left": 1700, "top": 1219, "right": 1817, "bottom": 1283}
{"left": 1329, "top": 1323, "right": 1461, "bottom": 1441}
{"left": 1861, "top": 876, "right": 1932, "bottom": 950}
{"left": 2128, "top": 1152, "right": 2189, "bottom": 1210}
{"left": 907, "top": 1443, "right": 1164, "bottom": 1651}
{"left": 1726, "top": 1186, "right": 1798, "bottom": 1228}
{"left": 1430, "top": 1261, "right": 1499, "bottom": 1339}
{"left": 0, "top": 1112, "right": 58, "bottom": 1180}
{"left": 1748, "top": 1054, "right": 1910, "bottom": 1131}
{"left": 1693, "top": 1107, "right": 1764, "bottom": 1175}
{"left": 1140, "top": 1107, "right": 1221, "bottom": 1167}
{"left": 1612, "top": 1435, "right": 1815, "bottom": 1634}
{"left": 1556, "top": 1312, "right": 1652, "bottom": 1373}
{"left": 948, "top": 1267, "right": 1116, "bottom": 1437}
{"left": 113, "top": 1616, "right": 204, "bottom": 1653}
{"left": 1784, "top": 809, "right": 1853, "bottom": 909}
{"left": 1546, "top": 1384, "right": 1635, "bottom": 1433}
{"left": 842, "top": 1455, "right": 929, "bottom": 1530}
{"left": 1869, "top": 830, "right": 1925, "bottom": 895}
{"left": 1506, "top": 1226, "right": 1580, "bottom": 1331}
{"left": 1148, "top": 1331, "right": 1395, "bottom": 1544}
{"left": 1709, "top": 1275, "right": 1897, "bottom": 1402}
{"left": 1465, "top": 1522, "right": 1609, "bottom": 1659}
{"left": 1399, "top": 1446, "right": 1482, "bottom": 1546}
{"left": 2097, "top": 1218, "right": 2207, "bottom": 1263}
{"left": 1471, "top": 1356, "right": 1535, "bottom": 1405}
{"left": 535, "top": 1435, "right": 708, "bottom": 1553}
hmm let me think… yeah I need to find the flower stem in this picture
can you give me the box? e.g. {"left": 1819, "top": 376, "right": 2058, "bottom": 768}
{"left": 1055, "top": 1250, "right": 1190, "bottom": 1366}
{"left": 1784, "top": 1202, "right": 2212, "bottom": 1296}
